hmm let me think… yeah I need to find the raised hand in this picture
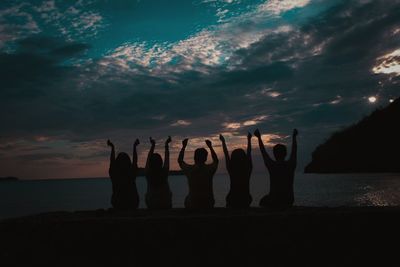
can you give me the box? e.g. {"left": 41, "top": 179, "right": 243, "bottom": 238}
{"left": 293, "top": 129, "right": 298, "bottom": 137}
{"left": 107, "top": 139, "right": 114, "bottom": 147}
{"left": 247, "top": 132, "right": 252, "bottom": 140}
{"left": 219, "top": 134, "right": 225, "bottom": 143}
{"left": 254, "top": 129, "right": 261, "bottom": 138}
{"left": 165, "top": 136, "right": 172, "bottom": 145}
{"left": 149, "top": 137, "right": 155, "bottom": 146}
{"left": 182, "top": 138, "right": 189, "bottom": 147}
{"left": 205, "top": 140, "right": 212, "bottom": 148}
{"left": 134, "top": 139, "right": 140, "bottom": 147}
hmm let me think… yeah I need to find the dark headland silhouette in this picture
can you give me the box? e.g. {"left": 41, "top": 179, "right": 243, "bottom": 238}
{"left": 305, "top": 97, "right": 400, "bottom": 173}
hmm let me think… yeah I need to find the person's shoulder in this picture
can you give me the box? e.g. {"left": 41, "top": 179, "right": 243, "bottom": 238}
{"left": 180, "top": 161, "right": 192, "bottom": 168}
{"left": 182, "top": 163, "right": 194, "bottom": 172}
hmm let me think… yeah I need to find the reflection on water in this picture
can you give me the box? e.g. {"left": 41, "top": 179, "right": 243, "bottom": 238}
{"left": 0, "top": 173, "right": 400, "bottom": 219}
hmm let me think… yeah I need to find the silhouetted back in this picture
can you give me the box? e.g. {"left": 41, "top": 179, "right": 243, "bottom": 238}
{"left": 182, "top": 163, "right": 218, "bottom": 208}
{"left": 226, "top": 149, "right": 252, "bottom": 208}
{"left": 144, "top": 137, "right": 172, "bottom": 209}
{"left": 255, "top": 129, "right": 298, "bottom": 209}
{"left": 261, "top": 157, "right": 295, "bottom": 208}
{"left": 220, "top": 133, "right": 253, "bottom": 208}
{"left": 178, "top": 140, "right": 219, "bottom": 209}
{"left": 109, "top": 152, "right": 139, "bottom": 210}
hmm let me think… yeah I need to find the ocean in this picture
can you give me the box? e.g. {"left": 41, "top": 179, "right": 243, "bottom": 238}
{"left": 1, "top": 173, "right": 400, "bottom": 219}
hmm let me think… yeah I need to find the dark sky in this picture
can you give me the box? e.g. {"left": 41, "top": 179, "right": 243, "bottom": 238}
{"left": 0, "top": 0, "right": 399, "bottom": 179}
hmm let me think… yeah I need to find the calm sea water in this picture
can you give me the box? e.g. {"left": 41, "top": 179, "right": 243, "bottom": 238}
{"left": 1, "top": 173, "right": 400, "bottom": 219}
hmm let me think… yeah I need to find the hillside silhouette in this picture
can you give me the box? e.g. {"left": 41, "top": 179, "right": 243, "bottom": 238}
{"left": 305, "top": 98, "right": 400, "bottom": 173}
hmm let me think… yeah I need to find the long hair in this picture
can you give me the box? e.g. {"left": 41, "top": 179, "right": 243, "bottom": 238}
{"left": 229, "top": 148, "right": 251, "bottom": 174}
{"left": 148, "top": 153, "right": 163, "bottom": 173}
{"left": 114, "top": 152, "right": 132, "bottom": 177}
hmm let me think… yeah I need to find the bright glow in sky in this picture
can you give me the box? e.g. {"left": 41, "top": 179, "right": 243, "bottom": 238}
{"left": 368, "top": 96, "right": 377, "bottom": 103}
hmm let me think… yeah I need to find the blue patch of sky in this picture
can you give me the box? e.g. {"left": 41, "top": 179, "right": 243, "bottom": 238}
{"left": 1, "top": 0, "right": 341, "bottom": 63}
{"left": 90, "top": 1, "right": 218, "bottom": 56}
{"left": 87, "top": 0, "right": 270, "bottom": 57}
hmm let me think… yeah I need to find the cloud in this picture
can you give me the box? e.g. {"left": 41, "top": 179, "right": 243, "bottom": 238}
{"left": 258, "top": 0, "right": 311, "bottom": 15}
{"left": 101, "top": 10, "right": 295, "bottom": 76}
{"left": 0, "top": 0, "right": 105, "bottom": 49}
{"left": 223, "top": 115, "right": 268, "bottom": 129}
{"left": 0, "top": 3, "right": 40, "bottom": 48}
{"left": 1, "top": 0, "right": 400, "bottom": 177}
{"left": 171, "top": 120, "right": 192, "bottom": 127}
{"left": 2, "top": 0, "right": 399, "bottom": 141}
{"left": 373, "top": 48, "right": 400, "bottom": 76}
{"left": 34, "top": 0, "right": 56, "bottom": 13}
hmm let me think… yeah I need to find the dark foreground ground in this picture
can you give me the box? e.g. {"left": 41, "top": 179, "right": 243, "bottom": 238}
{"left": 1, "top": 207, "right": 399, "bottom": 267}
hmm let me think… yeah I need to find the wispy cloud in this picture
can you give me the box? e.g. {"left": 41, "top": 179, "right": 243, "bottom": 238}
{"left": 373, "top": 48, "right": 400, "bottom": 76}
{"left": 258, "top": 0, "right": 311, "bottom": 15}
{"left": 223, "top": 115, "right": 268, "bottom": 129}
{"left": 171, "top": 120, "right": 192, "bottom": 127}
{"left": 0, "top": 3, "right": 40, "bottom": 48}
{"left": 0, "top": 0, "right": 105, "bottom": 48}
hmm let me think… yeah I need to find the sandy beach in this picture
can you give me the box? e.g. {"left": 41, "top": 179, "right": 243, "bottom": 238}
{"left": 1, "top": 207, "right": 399, "bottom": 266}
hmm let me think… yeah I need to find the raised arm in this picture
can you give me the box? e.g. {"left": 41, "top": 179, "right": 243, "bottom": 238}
{"left": 254, "top": 129, "right": 273, "bottom": 166}
{"left": 145, "top": 137, "right": 156, "bottom": 170}
{"left": 107, "top": 139, "right": 115, "bottom": 174}
{"left": 132, "top": 139, "right": 140, "bottom": 169}
{"left": 289, "top": 129, "right": 298, "bottom": 165}
{"left": 178, "top": 138, "right": 189, "bottom": 169}
{"left": 164, "top": 136, "right": 171, "bottom": 171}
{"left": 219, "top": 134, "right": 230, "bottom": 168}
{"left": 247, "top": 132, "right": 253, "bottom": 166}
{"left": 206, "top": 139, "right": 219, "bottom": 165}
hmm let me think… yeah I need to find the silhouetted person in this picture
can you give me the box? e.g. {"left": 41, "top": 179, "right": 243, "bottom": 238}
{"left": 145, "top": 136, "right": 173, "bottom": 209}
{"left": 220, "top": 133, "right": 253, "bottom": 208}
{"left": 254, "top": 129, "right": 298, "bottom": 210}
{"left": 107, "top": 139, "right": 140, "bottom": 210}
{"left": 178, "top": 138, "right": 219, "bottom": 209}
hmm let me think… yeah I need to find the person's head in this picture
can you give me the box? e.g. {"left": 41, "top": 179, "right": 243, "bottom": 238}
{"left": 230, "top": 148, "right": 251, "bottom": 171}
{"left": 273, "top": 144, "right": 287, "bottom": 161}
{"left": 149, "top": 153, "right": 163, "bottom": 171}
{"left": 194, "top": 148, "right": 208, "bottom": 165}
{"left": 231, "top": 148, "right": 247, "bottom": 163}
{"left": 115, "top": 152, "right": 132, "bottom": 174}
